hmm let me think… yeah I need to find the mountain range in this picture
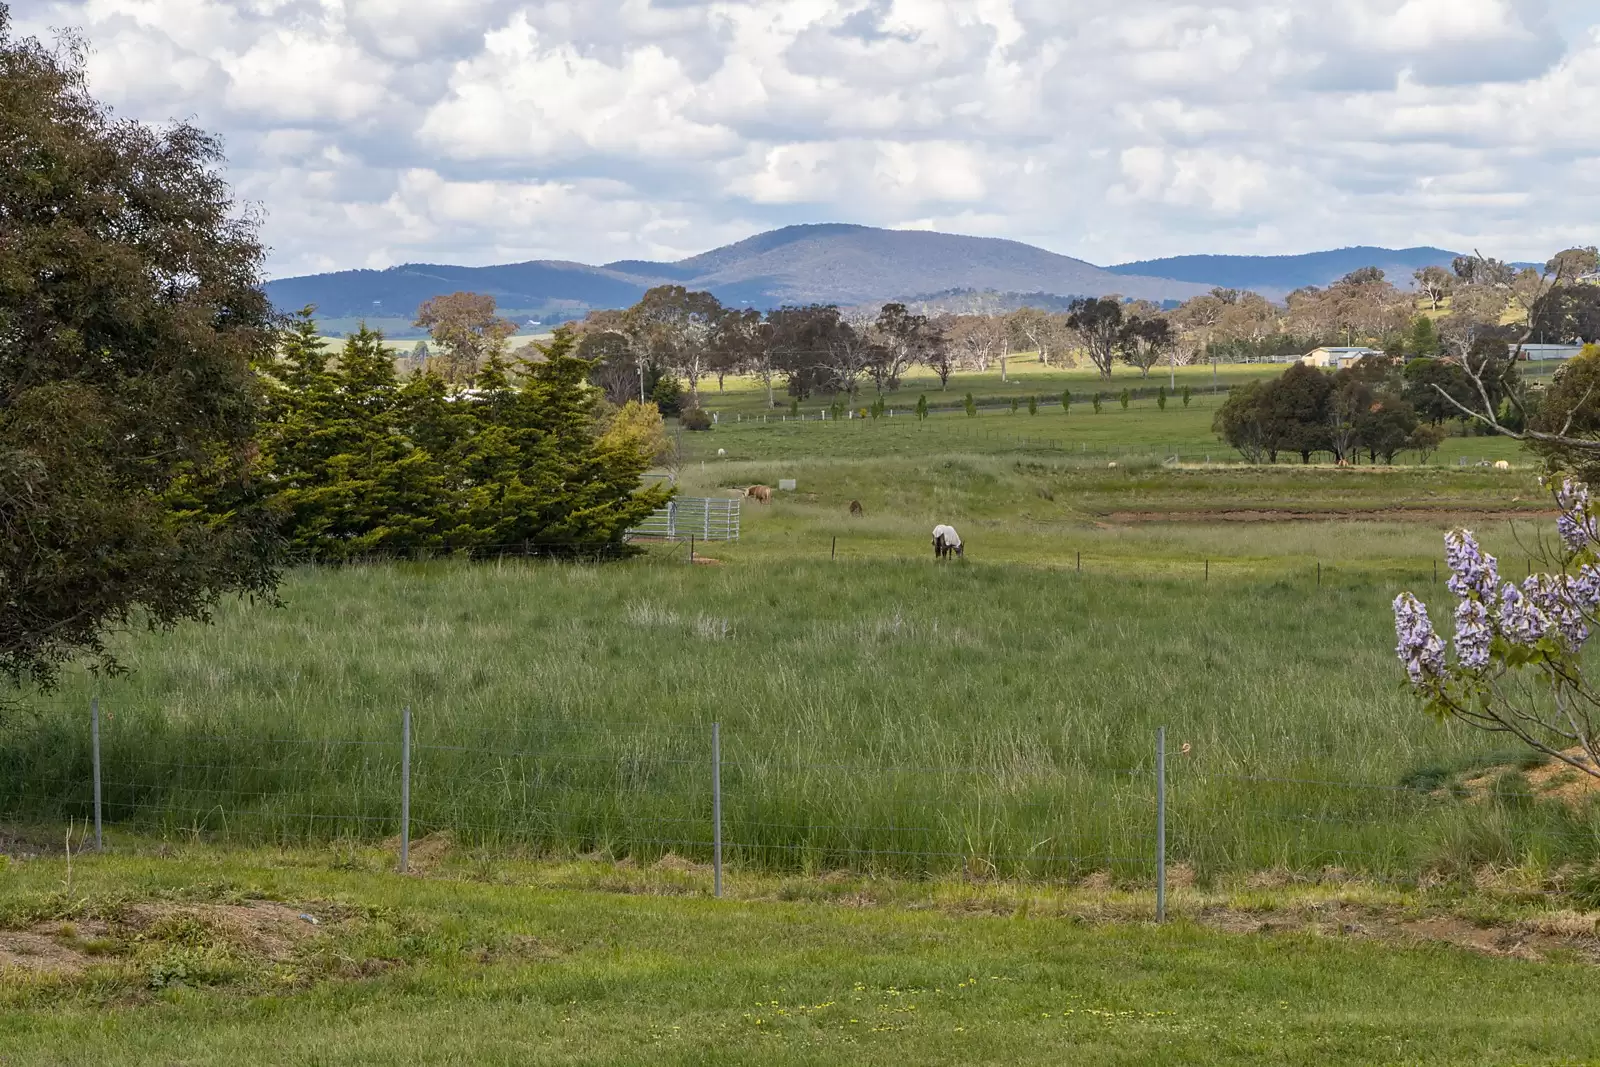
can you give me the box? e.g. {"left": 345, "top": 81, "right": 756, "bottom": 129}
{"left": 1107, "top": 246, "right": 1462, "bottom": 293}
{"left": 263, "top": 224, "right": 1463, "bottom": 336}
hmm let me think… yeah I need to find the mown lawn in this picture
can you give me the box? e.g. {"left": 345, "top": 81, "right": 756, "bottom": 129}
{"left": 4, "top": 850, "right": 1600, "bottom": 1066}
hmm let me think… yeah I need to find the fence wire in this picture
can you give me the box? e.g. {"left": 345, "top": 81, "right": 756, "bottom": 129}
{"left": 8, "top": 706, "right": 1600, "bottom": 901}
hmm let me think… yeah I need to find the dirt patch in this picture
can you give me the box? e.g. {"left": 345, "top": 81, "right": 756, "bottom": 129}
{"left": 1524, "top": 751, "right": 1600, "bottom": 806}
{"left": 383, "top": 831, "right": 454, "bottom": 872}
{"left": 1454, "top": 748, "right": 1600, "bottom": 809}
{"left": 0, "top": 901, "right": 323, "bottom": 977}
{"left": 1243, "top": 869, "right": 1295, "bottom": 890}
{"left": 1191, "top": 901, "right": 1600, "bottom": 962}
{"left": 124, "top": 901, "right": 322, "bottom": 961}
{"left": 0, "top": 929, "right": 95, "bottom": 975}
{"left": 1103, "top": 508, "right": 1555, "bottom": 525}
{"left": 0, "top": 828, "right": 67, "bottom": 860}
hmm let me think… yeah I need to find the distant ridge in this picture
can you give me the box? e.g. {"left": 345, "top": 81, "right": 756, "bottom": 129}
{"left": 263, "top": 229, "right": 1479, "bottom": 336}
{"left": 263, "top": 223, "right": 1208, "bottom": 331}
{"left": 1107, "top": 246, "right": 1461, "bottom": 296}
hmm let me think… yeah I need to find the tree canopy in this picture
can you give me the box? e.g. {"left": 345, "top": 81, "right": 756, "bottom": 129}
{"left": 0, "top": 14, "right": 281, "bottom": 692}
{"left": 257, "top": 316, "right": 669, "bottom": 560}
{"left": 1213, "top": 358, "right": 1425, "bottom": 465}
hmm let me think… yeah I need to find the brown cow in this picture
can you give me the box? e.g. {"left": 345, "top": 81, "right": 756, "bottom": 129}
{"left": 849, "top": 499, "right": 864, "bottom": 516}
{"left": 746, "top": 484, "right": 772, "bottom": 504}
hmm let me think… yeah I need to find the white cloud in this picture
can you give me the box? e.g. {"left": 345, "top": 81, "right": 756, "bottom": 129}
{"left": 418, "top": 13, "right": 738, "bottom": 161}
{"left": 221, "top": 30, "right": 393, "bottom": 123}
{"left": 15, "top": 0, "right": 1600, "bottom": 277}
{"left": 728, "top": 139, "right": 989, "bottom": 205}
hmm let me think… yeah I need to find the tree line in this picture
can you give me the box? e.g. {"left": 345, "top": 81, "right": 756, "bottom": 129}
{"left": 1208, "top": 252, "right": 1600, "bottom": 464}
{"left": 485, "top": 251, "right": 1600, "bottom": 413}
{"left": 259, "top": 312, "right": 669, "bottom": 562}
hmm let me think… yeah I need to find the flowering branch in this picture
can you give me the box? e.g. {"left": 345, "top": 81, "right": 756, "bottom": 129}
{"left": 1394, "top": 478, "right": 1600, "bottom": 778}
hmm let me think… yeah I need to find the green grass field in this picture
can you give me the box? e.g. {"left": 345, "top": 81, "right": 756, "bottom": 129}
{"left": 7, "top": 358, "right": 1599, "bottom": 1063}
{"left": 5, "top": 849, "right": 1600, "bottom": 1066}
{"left": 3, "top": 368, "right": 1593, "bottom": 885}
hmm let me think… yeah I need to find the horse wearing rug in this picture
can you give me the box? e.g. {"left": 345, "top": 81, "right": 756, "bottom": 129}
{"left": 932, "top": 524, "right": 963, "bottom": 560}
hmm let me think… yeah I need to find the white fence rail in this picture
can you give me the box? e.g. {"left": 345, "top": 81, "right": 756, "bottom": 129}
{"left": 626, "top": 497, "right": 741, "bottom": 542}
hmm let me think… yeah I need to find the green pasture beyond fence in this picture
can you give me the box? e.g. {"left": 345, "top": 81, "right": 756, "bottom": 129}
{"left": 682, "top": 395, "right": 1526, "bottom": 468}
{"left": 5, "top": 556, "right": 1592, "bottom": 891}
{"left": 12, "top": 698, "right": 1600, "bottom": 893}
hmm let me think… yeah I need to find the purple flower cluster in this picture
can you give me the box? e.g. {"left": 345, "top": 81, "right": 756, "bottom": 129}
{"left": 1394, "top": 593, "right": 1446, "bottom": 686}
{"left": 1555, "top": 479, "right": 1599, "bottom": 554}
{"left": 1517, "top": 569, "right": 1600, "bottom": 651}
{"left": 1445, "top": 530, "right": 1498, "bottom": 602}
{"left": 1398, "top": 520, "right": 1600, "bottom": 686}
{"left": 1452, "top": 598, "right": 1492, "bottom": 668}
{"left": 1498, "top": 582, "right": 1549, "bottom": 647}
{"left": 1573, "top": 564, "right": 1600, "bottom": 612}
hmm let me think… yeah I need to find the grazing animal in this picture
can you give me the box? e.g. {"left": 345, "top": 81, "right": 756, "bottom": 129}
{"left": 1494, "top": 460, "right": 1510, "bottom": 470}
{"left": 717, "top": 448, "right": 727, "bottom": 457}
{"left": 849, "top": 499, "right": 864, "bottom": 516}
{"left": 931, "top": 523, "right": 964, "bottom": 560}
{"left": 746, "top": 484, "right": 772, "bottom": 504}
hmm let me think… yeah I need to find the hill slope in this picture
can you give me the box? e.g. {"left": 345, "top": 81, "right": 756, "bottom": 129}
{"left": 265, "top": 230, "right": 1474, "bottom": 332}
{"left": 263, "top": 262, "right": 655, "bottom": 325}
{"left": 263, "top": 224, "right": 1209, "bottom": 327}
{"left": 1107, "top": 246, "right": 1461, "bottom": 296}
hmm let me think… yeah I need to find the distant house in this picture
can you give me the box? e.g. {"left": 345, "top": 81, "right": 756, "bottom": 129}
{"left": 1516, "top": 343, "right": 1584, "bottom": 361}
{"left": 1300, "top": 346, "right": 1380, "bottom": 369}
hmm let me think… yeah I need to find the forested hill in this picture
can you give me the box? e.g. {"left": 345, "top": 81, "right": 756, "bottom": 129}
{"left": 1107, "top": 247, "right": 1462, "bottom": 297}
{"left": 262, "top": 224, "right": 1207, "bottom": 328}
{"left": 263, "top": 227, "right": 1473, "bottom": 334}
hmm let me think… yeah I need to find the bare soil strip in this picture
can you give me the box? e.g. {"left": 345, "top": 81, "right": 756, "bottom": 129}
{"left": 1103, "top": 508, "right": 1557, "bottom": 524}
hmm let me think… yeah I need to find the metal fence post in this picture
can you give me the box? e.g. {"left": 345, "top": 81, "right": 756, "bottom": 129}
{"left": 712, "top": 721, "right": 723, "bottom": 898}
{"left": 399, "top": 705, "right": 412, "bottom": 873}
{"left": 1155, "top": 726, "right": 1167, "bottom": 923}
{"left": 91, "top": 698, "right": 103, "bottom": 852}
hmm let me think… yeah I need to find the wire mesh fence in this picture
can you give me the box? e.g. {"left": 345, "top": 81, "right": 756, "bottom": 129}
{"left": 11, "top": 703, "right": 1600, "bottom": 912}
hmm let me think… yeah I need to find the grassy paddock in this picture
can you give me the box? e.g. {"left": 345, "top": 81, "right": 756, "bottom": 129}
{"left": 672, "top": 455, "right": 1552, "bottom": 576}
{"left": 678, "top": 398, "right": 1527, "bottom": 468}
{"left": 3, "top": 355, "right": 1583, "bottom": 888}
{"left": 6, "top": 555, "right": 1597, "bottom": 883}
{"left": 6, "top": 850, "right": 1600, "bottom": 1065}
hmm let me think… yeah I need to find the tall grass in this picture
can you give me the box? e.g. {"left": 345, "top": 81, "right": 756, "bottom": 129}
{"left": 6, "top": 557, "right": 1596, "bottom": 881}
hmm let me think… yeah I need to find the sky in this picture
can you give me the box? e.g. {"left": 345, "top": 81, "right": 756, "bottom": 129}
{"left": 16, "top": 0, "right": 1600, "bottom": 279}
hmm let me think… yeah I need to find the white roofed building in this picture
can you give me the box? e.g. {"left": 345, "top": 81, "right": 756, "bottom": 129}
{"left": 1300, "top": 346, "right": 1380, "bottom": 369}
